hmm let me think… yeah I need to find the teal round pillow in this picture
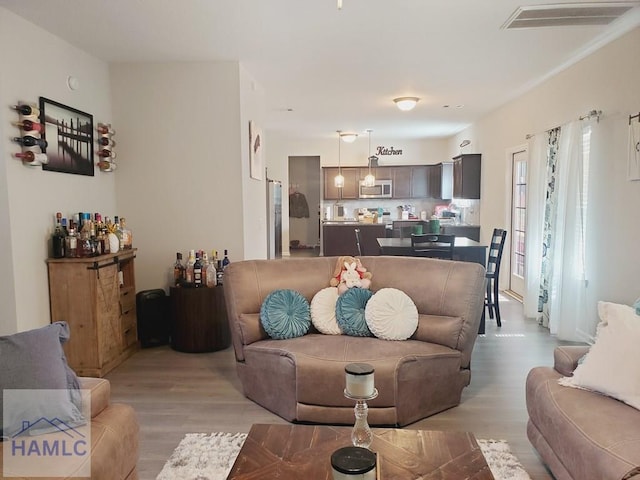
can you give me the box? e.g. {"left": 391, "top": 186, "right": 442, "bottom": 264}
{"left": 260, "top": 289, "right": 311, "bottom": 339}
{"left": 336, "top": 288, "right": 374, "bottom": 337}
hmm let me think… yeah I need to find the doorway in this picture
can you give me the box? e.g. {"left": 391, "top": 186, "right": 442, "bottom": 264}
{"left": 288, "top": 156, "right": 321, "bottom": 257}
{"left": 509, "top": 149, "right": 527, "bottom": 298}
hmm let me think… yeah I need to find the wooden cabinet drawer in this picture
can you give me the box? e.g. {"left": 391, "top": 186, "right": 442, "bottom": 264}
{"left": 121, "top": 309, "right": 137, "bottom": 347}
{"left": 120, "top": 289, "right": 136, "bottom": 315}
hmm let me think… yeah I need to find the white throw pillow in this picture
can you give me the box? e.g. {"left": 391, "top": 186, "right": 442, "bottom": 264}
{"left": 365, "top": 288, "right": 418, "bottom": 341}
{"left": 310, "top": 287, "right": 342, "bottom": 335}
{"left": 559, "top": 301, "right": 640, "bottom": 410}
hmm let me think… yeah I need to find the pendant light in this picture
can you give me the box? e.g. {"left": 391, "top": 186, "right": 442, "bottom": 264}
{"left": 334, "top": 130, "right": 345, "bottom": 188}
{"left": 363, "top": 129, "right": 376, "bottom": 187}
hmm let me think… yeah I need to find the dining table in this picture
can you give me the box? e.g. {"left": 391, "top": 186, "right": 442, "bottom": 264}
{"left": 376, "top": 236, "right": 489, "bottom": 334}
{"left": 376, "top": 236, "right": 487, "bottom": 265}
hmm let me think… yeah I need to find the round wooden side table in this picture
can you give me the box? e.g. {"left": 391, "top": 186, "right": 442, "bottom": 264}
{"left": 169, "top": 286, "right": 230, "bottom": 353}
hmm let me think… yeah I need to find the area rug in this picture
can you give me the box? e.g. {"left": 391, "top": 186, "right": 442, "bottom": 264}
{"left": 157, "top": 432, "right": 531, "bottom": 480}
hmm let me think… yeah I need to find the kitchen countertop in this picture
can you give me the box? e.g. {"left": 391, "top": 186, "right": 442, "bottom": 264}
{"left": 322, "top": 221, "right": 387, "bottom": 226}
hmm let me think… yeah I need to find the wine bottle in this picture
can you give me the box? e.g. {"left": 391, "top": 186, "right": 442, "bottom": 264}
{"left": 97, "top": 136, "right": 116, "bottom": 147}
{"left": 185, "top": 250, "right": 195, "bottom": 285}
{"left": 12, "top": 119, "right": 44, "bottom": 133}
{"left": 96, "top": 124, "right": 115, "bottom": 135}
{"left": 52, "top": 212, "right": 66, "bottom": 259}
{"left": 13, "top": 136, "right": 47, "bottom": 149}
{"left": 97, "top": 149, "right": 117, "bottom": 159}
{"left": 222, "top": 249, "right": 230, "bottom": 270}
{"left": 12, "top": 104, "right": 40, "bottom": 116}
{"left": 193, "top": 252, "right": 203, "bottom": 288}
{"left": 13, "top": 151, "right": 48, "bottom": 163}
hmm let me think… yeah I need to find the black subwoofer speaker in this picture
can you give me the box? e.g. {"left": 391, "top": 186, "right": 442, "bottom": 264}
{"left": 136, "top": 289, "right": 170, "bottom": 348}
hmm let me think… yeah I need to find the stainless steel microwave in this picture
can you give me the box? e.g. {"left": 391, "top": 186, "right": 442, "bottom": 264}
{"left": 359, "top": 180, "right": 393, "bottom": 198}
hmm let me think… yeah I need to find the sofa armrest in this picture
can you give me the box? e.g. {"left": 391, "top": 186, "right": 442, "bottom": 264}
{"left": 553, "top": 346, "right": 590, "bottom": 376}
{"left": 79, "top": 377, "right": 111, "bottom": 418}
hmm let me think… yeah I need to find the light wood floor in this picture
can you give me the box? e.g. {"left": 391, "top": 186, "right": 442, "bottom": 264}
{"left": 106, "top": 295, "right": 573, "bottom": 480}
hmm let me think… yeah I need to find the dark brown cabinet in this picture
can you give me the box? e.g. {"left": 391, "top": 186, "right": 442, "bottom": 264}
{"left": 392, "top": 167, "right": 412, "bottom": 198}
{"left": 440, "top": 225, "right": 481, "bottom": 242}
{"left": 323, "top": 167, "right": 359, "bottom": 200}
{"left": 170, "top": 286, "right": 230, "bottom": 353}
{"left": 322, "top": 224, "right": 386, "bottom": 256}
{"left": 452, "top": 154, "right": 481, "bottom": 199}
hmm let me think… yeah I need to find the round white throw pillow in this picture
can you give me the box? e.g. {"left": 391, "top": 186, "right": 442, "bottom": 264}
{"left": 365, "top": 288, "right": 418, "bottom": 340}
{"left": 310, "top": 287, "right": 342, "bottom": 335}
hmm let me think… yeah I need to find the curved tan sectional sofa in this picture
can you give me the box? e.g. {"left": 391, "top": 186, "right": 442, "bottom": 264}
{"left": 223, "top": 256, "right": 485, "bottom": 427}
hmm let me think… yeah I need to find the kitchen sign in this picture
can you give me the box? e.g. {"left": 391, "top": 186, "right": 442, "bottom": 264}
{"left": 376, "top": 146, "right": 403, "bottom": 155}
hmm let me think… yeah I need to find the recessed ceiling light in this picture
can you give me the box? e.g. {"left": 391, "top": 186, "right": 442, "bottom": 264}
{"left": 442, "top": 105, "right": 450, "bottom": 108}
{"left": 455, "top": 105, "right": 464, "bottom": 109}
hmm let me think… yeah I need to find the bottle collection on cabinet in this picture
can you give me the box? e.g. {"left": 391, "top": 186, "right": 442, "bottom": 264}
{"left": 50, "top": 212, "right": 132, "bottom": 259}
{"left": 173, "top": 249, "right": 230, "bottom": 288}
{"left": 11, "top": 103, "right": 48, "bottom": 166}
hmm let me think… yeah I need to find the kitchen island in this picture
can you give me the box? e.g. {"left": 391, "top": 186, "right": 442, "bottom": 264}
{"left": 322, "top": 222, "right": 387, "bottom": 256}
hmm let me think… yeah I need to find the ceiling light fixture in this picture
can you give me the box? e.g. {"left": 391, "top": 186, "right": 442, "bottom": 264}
{"left": 337, "top": 0, "right": 343, "bottom": 10}
{"left": 363, "top": 129, "right": 376, "bottom": 187}
{"left": 335, "top": 130, "right": 345, "bottom": 188}
{"left": 340, "top": 132, "right": 358, "bottom": 143}
{"left": 393, "top": 97, "right": 420, "bottom": 111}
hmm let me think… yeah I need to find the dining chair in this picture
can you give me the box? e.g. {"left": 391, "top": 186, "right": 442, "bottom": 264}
{"left": 354, "top": 228, "right": 363, "bottom": 256}
{"left": 485, "top": 228, "right": 508, "bottom": 327}
{"left": 410, "top": 234, "right": 455, "bottom": 259}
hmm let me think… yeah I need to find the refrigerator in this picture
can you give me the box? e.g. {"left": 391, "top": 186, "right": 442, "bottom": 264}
{"left": 267, "top": 179, "right": 282, "bottom": 259}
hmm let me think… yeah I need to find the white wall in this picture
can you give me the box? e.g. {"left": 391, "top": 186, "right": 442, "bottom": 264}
{"left": 449, "top": 27, "right": 640, "bottom": 330}
{"left": 0, "top": 7, "right": 115, "bottom": 334}
{"left": 110, "top": 61, "right": 246, "bottom": 292}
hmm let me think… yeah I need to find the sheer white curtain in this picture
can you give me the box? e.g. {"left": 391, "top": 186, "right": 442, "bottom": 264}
{"left": 524, "top": 121, "right": 591, "bottom": 341}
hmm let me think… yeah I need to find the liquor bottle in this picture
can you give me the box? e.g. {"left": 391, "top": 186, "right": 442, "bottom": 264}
{"left": 97, "top": 136, "right": 116, "bottom": 147}
{"left": 51, "top": 212, "right": 66, "bottom": 258}
{"left": 12, "top": 136, "right": 47, "bottom": 149}
{"left": 79, "top": 218, "right": 94, "bottom": 257}
{"left": 97, "top": 149, "right": 117, "bottom": 159}
{"left": 12, "top": 104, "right": 40, "bottom": 116}
{"left": 222, "top": 249, "right": 231, "bottom": 270}
{"left": 185, "top": 250, "right": 196, "bottom": 285}
{"left": 206, "top": 252, "right": 217, "bottom": 287}
{"left": 12, "top": 119, "right": 45, "bottom": 133}
{"left": 193, "top": 252, "right": 203, "bottom": 288}
{"left": 119, "top": 217, "right": 132, "bottom": 249}
{"left": 201, "top": 251, "right": 209, "bottom": 287}
{"left": 173, "top": 253, "right": 185, "bottom": 286}
{"left": 13, "top": 151, "right": 48, "bottom": 163}
{"left": 96, "top": 124, "right": 115, "bottom": 135}
{"left": 60, "top": 217, "right": 69, "bottom": 236}
{"left": 65, "top": 223, "right": 79, "bottom": 258}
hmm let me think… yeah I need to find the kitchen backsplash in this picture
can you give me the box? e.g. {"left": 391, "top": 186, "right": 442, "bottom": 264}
{"left": 323, "top": 198, "right": 480, "bottom": 224}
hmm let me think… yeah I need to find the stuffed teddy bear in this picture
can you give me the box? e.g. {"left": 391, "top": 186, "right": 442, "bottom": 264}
{"left": 329, "top": 256, "right": 372, "bottom": 295}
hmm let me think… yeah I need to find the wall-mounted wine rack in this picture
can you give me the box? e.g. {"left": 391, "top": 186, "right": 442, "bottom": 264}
{"left": 11, "top": 102, "right": 48, "bottom": 166}
{"left": 96, "top": 123, "right": 116, "bottom": 172}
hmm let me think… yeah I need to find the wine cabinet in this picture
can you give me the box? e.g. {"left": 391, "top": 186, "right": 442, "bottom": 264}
{"left": 47, "top": 249, "right": 138, "bottom": 377}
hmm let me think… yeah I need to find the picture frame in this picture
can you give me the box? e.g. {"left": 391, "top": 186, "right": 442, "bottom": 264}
{"left": 628, "top": 116, "right": 640, "bottom": 181}
{"left": 39, "top": 97, "right": 94, "bottom": 176}
{"left": 249, "top": 120, "right": 263, "bottom": 180}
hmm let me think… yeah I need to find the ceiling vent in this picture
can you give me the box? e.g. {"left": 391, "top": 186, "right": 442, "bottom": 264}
{"left": 502, "top": 2, "right": 637, "bottom": 29}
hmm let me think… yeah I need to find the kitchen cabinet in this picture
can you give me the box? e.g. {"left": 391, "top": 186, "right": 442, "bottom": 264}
{"left": 323, "top": 167, "right": 359, "bottom": 199}
{"left": 47, "top": 250, "right": 138, "bottom": 377}
{"left": 452, "top": 154, "right": 481, "bottom": 199}
{"left": 392, "top": 167, "right": 412, "bottom": 198}
{"left": 366, "top": 166, "right": 393, "bottom": 181}
{"left": 410, "top": 166, "right": 429, "bottom": 198}
{"left": 428, "top": 164, "right": 442, "bottom": 199}
{"left": 322, "top": 223, "right": 386, "bottom": 256}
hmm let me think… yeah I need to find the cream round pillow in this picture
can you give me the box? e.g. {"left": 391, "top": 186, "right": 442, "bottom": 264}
{"left": 310, "top": 287, "right": 341, "bottom": 335}
{"left": 365, "top": 288, "right": 418, "bottom": 340}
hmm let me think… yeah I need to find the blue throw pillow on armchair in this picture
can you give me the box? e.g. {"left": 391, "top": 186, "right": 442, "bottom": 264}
{"left": 0, "top": 322, "right": 85, "bottom": 438}
{"left": 336, "top": 288, "right": 374, "bottom": 337}
{"left": 260, "top": 289, "right": 311, "bottom": 340}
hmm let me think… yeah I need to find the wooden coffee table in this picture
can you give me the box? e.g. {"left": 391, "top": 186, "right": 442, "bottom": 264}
{"left": 227, "top": 423, "right": 494, "bottom": 479}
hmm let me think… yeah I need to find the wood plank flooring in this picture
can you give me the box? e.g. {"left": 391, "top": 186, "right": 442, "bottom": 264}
{"left": 106, "top": 295, "right": 575, "bottom": 480}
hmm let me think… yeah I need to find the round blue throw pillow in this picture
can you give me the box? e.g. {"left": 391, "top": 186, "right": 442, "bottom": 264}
{"left": 260, "top": 289, "right": 311, "bottom": 340}
{"left": 336, "top": 288, "right": 374, "bottom": 337}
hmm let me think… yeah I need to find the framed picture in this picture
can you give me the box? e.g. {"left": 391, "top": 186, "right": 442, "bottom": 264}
{"left": 249, "top": 120, "right": 263, "bottom": 180}
{"left": 628, "top": 115, "right": 640, "bottom": 181}
{"left": 39, "top": 97, "right": 94, "bottom": 176}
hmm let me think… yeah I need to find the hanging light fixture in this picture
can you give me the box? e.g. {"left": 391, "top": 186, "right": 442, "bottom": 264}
{"left": 363, "top": 129, "right": 376, "bottom": 187}
{"left": 334, "top": 130, "right": 345, "bottom": 188}
{"left": 393, "top": 97, "right": 420, "bottom": 111}
{"left": 340, "top": 132, "right": 358, "bottom": 143}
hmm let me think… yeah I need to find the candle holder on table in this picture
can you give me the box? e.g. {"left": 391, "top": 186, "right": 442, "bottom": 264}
{"left": 344, "top": 363, "right": 377, "bottom": 449}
